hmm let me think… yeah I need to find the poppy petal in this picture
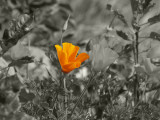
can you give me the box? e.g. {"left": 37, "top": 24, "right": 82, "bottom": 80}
{"left": 69, "top": 46, "right": 79, "bottom": 62}
{"left": 62, "top": 62, "right": 81, "bottom": 73}
{"left": 76, "top": 53, "right": 89, "bottom": 63}
{"left": 63, "top": 43, "right": 76, "bottom": 58}
{"left": 55, "top": 45, "right": 68, "bottom": 65}
{"left": 55, "top": 43, "right": 89, "bottom": 73}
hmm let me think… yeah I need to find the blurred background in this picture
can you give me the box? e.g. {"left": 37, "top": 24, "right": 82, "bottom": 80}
{"left": 1, "top": 0, "right": 160, "bottom": 120}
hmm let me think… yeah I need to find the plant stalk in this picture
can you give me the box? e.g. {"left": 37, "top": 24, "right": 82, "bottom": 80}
{"left": 60, "top": 30, "right": 64, "bottom": 47}
{"left": 134, "top": 30, "right": 139, "bottom": 105}
{"left": 27, "top": 39, "right": 30, "bottom": 80}
{"left": 64, "top": 77, "right": 67, "bottom": 120}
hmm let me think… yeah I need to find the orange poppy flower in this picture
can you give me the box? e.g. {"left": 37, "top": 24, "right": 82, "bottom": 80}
{"left": 55, "top": 42, "right": 89, "bottom": 73}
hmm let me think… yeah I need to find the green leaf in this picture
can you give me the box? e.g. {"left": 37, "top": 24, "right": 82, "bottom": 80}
{"left": 30, "top": 0, "right": 56, "bottom": 8}
{"left": 150, "top": 32, "right": 160, "bottom": 41}
{"left": 143, "top": 58, "right": 159, "bottom": 74}
{"left": 116, "top": 30, "right": 130, "bottom": 40}
{"left": 147, "top": 45, "right": 160, "bottom": 58}
{"left": 150, "top": 58, "right": 160, "bottom": 66}
{"left": 130, "top": 0, "right": 140, "bottom": 14}
{"left": 0, "top": 14, "right": 33, "bottom": 54}
{"left": 130, "top": 0, "right": 154, "bottom": 16}
{"left": 9, "top": 96, "right": 21, "bottom": 112}
{"left": 0, "top": 74, "right": 23, "bottom": 92}
{"left": 148, "top": 13, "right": 160, "bottom": 25}
{"left": 8, "top": 56, "right": 34, "bottom": 67}
{"left": 10, "top": 42, "right": 31, "bottom": 60}
{"left": 114, "top": 11, "right": 128, "bottom": 26}
{"left": 142, "top": 0, "right": 152, "bottom": 10}
{"left": 135, "top": 66, "right": 147, "bottom": 75}
{"left": 2, "top": 29, "right": 9, "bottom": 40}
{"left": 91, "top": 44, "right": 119, "bottom": 71}
{"left": 59, "top": 3, "right": 73, "bottom": 12}
{"left": 106, "top": 3, "right": 128, "bottom": 26}
{"left": 142, "top": 0, "right": 155, "bottom": 15}
{"left": 123, "top": 44, "right": 133, "bottom": 54}
{"left": 143, "top": 58, "right": 153, "bottom": 74}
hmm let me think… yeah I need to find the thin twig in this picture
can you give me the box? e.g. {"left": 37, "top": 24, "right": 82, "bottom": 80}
{"left": 109, "top": 15, "right": 116, "bottom": 28}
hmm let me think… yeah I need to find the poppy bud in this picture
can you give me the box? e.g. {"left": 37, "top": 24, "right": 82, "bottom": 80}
{"left": 62, "top": 15, "right": 70, "bottom": 32}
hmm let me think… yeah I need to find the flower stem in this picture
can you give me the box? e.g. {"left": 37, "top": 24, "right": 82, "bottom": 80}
{"left": 27, "top": 38, "right": 30, "bottom": 80}
{"left": 63, "top": 77, "right": 67, "bottom": 120}
{"left": 60, "top": 30, "right": 64, "bottom": 47}
{"left": 134, "top": 30, "right": 139, "bottom": 105}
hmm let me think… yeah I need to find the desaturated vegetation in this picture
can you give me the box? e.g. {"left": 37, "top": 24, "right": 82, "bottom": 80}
{"left": 0, "top": 0, "right": 160, "bottom": 120}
